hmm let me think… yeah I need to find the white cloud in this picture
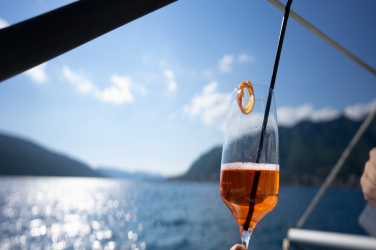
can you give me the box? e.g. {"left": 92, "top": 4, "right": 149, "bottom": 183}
{"left": 183, "top": 81, "right": 231, "bottom": 132}
{"left": 62, "top": 66, "right": 97, "bottom": 93}
{"left": 311, "top": 107, "right": 341, "bottom": 122}
{"left": 344, "top": 99, "right": 376, "bottom": 121}
{"left": 164, "top": 69, "right": 177, "bottom": 92}
{"left": 277, "top": 104, "right": 314, "bottom": 127}
{"left": 238, "top": 53, "right": 255, "bottom": 63}
{"left": 218, "top": 54, "right": 234, "bottom": 73}
{"left": 184, "top": 86, "right": 376, "bottom": 129}
{"left": 62, "top": 66, "right": 144, "bottom": 105}
{"left": 96, "top": 75, "right": 133, "bottom": 104}
{"left": 277, "top": 99, "right": 376, "bottom": 127}
{"left": 0, "top": 17, "right": 9, "bottom": 29}
{"left": 25, "top": 63, "right": 48, "bottom": 84}
{"left": 277, "top": 104, "right": 340, "bottom": 127}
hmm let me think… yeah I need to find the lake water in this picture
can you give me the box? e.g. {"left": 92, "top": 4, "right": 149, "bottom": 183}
{"left": 0, "top": 177, "right": 368, "bottom": 250}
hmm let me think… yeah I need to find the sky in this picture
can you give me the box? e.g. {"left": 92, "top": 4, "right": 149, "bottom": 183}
{"left": 0, "top": 0, "right": 375, "bottom": 176}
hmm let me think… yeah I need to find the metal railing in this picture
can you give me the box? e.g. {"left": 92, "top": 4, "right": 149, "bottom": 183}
{"left": 267, "top": 0, "right": 376, "bottom": 77}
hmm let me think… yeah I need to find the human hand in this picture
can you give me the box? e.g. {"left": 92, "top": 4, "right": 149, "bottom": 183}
{"left": 361, "top": 148, "right": 376, "bottom": 208}
{"left": 230, "top": 244, "right": 247, "bottom": 250}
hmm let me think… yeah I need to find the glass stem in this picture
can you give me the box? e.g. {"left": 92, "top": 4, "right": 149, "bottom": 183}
{"left": 241, "top": 229, "right": 253, "bottom": 249}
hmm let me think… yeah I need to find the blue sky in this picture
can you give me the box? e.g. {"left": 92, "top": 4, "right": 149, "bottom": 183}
{"left": 0, "top": 0, "right": 375, "bottom": 176}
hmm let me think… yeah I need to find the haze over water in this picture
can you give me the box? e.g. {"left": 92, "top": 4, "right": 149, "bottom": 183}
{"left": 0, "top": 177, "right": 367, "bottom": 250}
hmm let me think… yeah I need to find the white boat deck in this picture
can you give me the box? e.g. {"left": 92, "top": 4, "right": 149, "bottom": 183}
{"left": 285, "top": 228, "right": 376, "bottom": 250}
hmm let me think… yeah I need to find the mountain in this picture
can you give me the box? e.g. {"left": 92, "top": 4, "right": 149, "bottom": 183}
{"left": 97, "top": 168, "right": 164, "bottom": 181}
{"left": 279, "top": 116, "right": 376, "bottom": 185}
{"left": 172, "top": 116, "right": 376, "bottom": 185}
{"left": 0, "top": 133, "right": 103, "bottom": 177}
{"left": 169, "top": 147, "right": 222, "bottom": 181}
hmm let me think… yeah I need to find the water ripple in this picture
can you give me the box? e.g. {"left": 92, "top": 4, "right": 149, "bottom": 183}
{"left": 0, "top": 177, "right": 367, "bottom": 250}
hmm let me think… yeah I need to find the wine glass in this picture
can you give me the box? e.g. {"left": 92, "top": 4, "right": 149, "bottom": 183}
{"left": 220, "top": 84, "right": 279, "bottom": 248}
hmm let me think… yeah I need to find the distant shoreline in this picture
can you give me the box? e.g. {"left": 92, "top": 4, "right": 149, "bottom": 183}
{"left": 0, "top": 174, "right": 362, "bottom": 188}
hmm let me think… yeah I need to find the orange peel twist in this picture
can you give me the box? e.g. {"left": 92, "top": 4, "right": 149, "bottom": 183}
{"left": 237, "top": 80, "right": 255, "bottom": 114}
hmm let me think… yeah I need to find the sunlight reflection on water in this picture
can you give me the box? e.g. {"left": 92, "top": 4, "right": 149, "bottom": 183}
{"left": 0, "top": 177, "right": 150, "bottom": 250}
{"left": 0, "top": 177, "right": 367, "bottom": 250}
